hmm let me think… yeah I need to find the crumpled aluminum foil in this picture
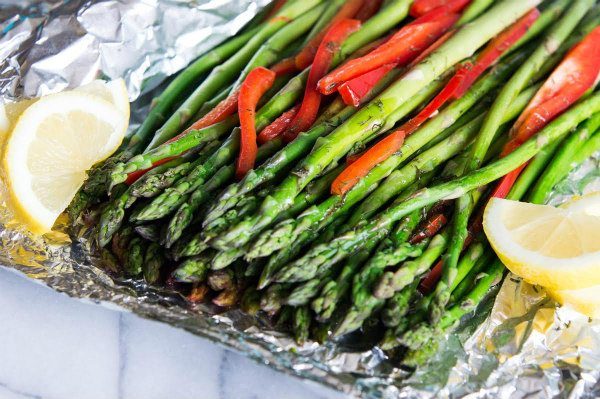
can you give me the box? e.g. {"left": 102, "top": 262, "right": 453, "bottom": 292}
{"left": 1, "top": 1, "right": 600, "bottom": 398}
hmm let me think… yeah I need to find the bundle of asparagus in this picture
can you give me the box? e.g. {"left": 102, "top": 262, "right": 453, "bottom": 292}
{"left": 72, "top": 0, "right": 600, "bottom": 365}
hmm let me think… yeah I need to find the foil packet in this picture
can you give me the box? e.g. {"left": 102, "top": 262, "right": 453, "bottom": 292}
{"left": 1, "top": 1, "right": 600, "bottom": 398}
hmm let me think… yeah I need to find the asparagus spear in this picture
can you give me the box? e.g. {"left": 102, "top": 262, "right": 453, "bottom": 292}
{"left": 124, "top": 237, "right": 144, "bottom": 277}
{"left": 171, "top": 252, "right": 213, "bottom": 283}
{"left": 293, "top": 306, "right": 311, "bottom": 345}
{"left": 374, "top": 230, "right": 450, "bottom": 299}
{"left": 143, "top": 243, "right": 164, "bottom": 284}
{"left": 381, "top": 280, "right": 419, "bottom": 328}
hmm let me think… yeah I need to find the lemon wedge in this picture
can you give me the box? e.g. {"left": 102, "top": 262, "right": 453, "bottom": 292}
{"left": 2, "top": 90, "right": 128, "bottom": 233}
{"left": 483, "top": 194, "right": 600, "bottom": 291}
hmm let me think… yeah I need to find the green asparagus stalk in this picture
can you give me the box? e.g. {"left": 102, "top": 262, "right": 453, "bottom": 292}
{"left": 124, "top": 237, "right": 144, "bottom": 276}
{"left": 293, "top": 306, "right": 311, "bottom": 345}
{"left": 171, "top": 252, "right": 214, "bottom": 283}
{"left": 286, "top": 269, "right": 333, "bottom": 306}
{"left": 143, "top": 243, "right": 164, "bottom": 284}
{"left": 457, "top": 0, "right": 494, "bottom": 24}
{"left": 374, "top": 230, "right": 450, "bottom": 299}
{"left": 381, "top": 280, "right": 419, "bottom": 328}
{"left": 448, "top": 249, "right": 495, "bottom": 304}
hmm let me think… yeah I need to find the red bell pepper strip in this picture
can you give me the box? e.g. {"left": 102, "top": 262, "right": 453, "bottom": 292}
{"left": 257, "top": 104, "right": 300, "bottom": 144}
{"left": 331, "top": 130, "right": 405, "bottom": 195}
{"left": 270, "top": 57, "right": 298, "bottom": 76}
{"left": 294, "top": 0, "right": 365, "bottom": 70}
{"left": 355, "top": 0, "right": 383, "bottom": 21}
{"left": 455, "top": 9, "right": 540, "bottom": 98}
{"left": 337, "top": 63, "right": 396, "bottom": 107}
{"left": 283, "top": 19, "right": 362, "bottom": 143}
{"left": 409, "top": 213, "right": 449, "bottom": 244}
{"left": 236, "top": 67, "right": 276, "bottom": 179}
{"left": 187, "top": 89, "right": 240, "bottom": 132}
{"left": 419, "top": 259, "right": 443, "bottom": 294}
{"left": 493, "top": 27, "right": 600, "bottom": 195}
{"left": 337, "top": 28, "right": 457, "bottom": 108}
{"left": 410, "top": 0, "right": 470, "bottom": 18}
{"left": 512, "top": 27, "right": 600, "bottom": 143}
{"left": 317, "top": 13, "right": 459, "bottom": 95}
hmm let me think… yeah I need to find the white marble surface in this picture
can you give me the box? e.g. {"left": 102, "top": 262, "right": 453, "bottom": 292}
{"left": 0, "top": 266, "right": 349, "bottom": 399}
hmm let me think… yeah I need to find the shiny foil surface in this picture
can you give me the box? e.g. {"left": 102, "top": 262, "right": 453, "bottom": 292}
{"left": 1, "top": 2, "right": 600, "bottom": 398}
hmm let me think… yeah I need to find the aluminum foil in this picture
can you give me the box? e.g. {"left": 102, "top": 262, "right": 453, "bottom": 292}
{"left": 1, "top": 1, "right": 600, "bottom": 398}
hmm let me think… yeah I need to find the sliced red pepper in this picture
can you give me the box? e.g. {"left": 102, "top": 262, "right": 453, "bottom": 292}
{"left": 331, "top": 130, "right": 405, "bottom": 195}
{"left": 338, "top": 63, "right": 396, "bottom": 107}
{"left": 236, "top": 67, "right": 276, "bottom": 179}
{"left": 513, "top": 27, "right": 600, "bottom": 142}
{"left": 455, "top": 9, "right": 540, "bottom": 97}
{"left": 337, "top": 28, "right": 457, "bottom": 109}
{"left": 283, "top": 19, "right": 362, "bottom": 143}
{"left": 409, "top": 213, "right": 449, "bottom": 244}
{"left": 419, "top": 259, "right": 443, "bottom": 294}
{"left": 294, "top": 0, "right": 365, "bottom": 70}
{"left": 410, "top": 0, "right": 471, "bottom": 18}
{"left": 257, "top": 104, "right": 300, "bottom": 144}
{"left": 317, "top": 13, "right": 459, "bottom": 95}
{"left": 355, "top": 0, "right": 383, "bottom": 21}
{"left": 187, "top": 89, "right": 240, "bottom": 132}
{"left": 270, "top": 57, "right": 298, "bottom": 76}
{"left": 493, "top": 27, "right": 600, "bottom": 194}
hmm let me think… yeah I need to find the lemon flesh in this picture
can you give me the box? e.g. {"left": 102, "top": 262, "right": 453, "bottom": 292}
{"left": 484, "top": 195, "right": 600, "bottom": 291}
{"left": 3, "top": 91, "right": 127, "bottom": 233}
